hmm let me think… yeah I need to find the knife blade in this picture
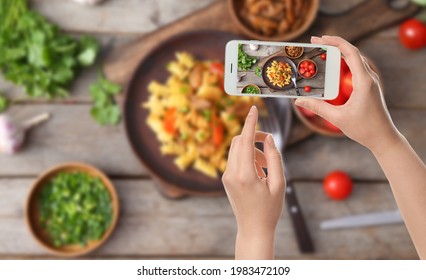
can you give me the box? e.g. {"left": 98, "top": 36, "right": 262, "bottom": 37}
{"left": 320, "top": 210, "right": 403, "bottom": 230}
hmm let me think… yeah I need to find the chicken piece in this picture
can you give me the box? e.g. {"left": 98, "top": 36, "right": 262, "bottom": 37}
{"left": 247, "top": 14, "right": 278, "bottom": 32}
{"left": 190, "top": 96, "right": 211, "bottom": 110}
{"left": 189, "top": 63, "right": 205, "bottom": 89}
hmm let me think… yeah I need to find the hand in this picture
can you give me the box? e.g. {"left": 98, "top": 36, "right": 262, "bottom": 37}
{"left": 295, "top": 36, "right": 401, "bottom": 154}
{"left": 222, "top": 106, "right": 286, "bottom": 259}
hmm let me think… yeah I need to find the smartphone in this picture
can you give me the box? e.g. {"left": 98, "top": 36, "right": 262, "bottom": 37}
{"left": 224, "top": 40, "right": 341, "bottom": 99}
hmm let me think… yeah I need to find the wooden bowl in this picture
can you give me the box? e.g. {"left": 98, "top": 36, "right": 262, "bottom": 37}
{"left": 241, "top": 84, "right": 261, "bottom": 94}
{"left": 25, "top": 162, "right": 119, "bottom": 257}
{"left": 297, "top": 59, "right": 318, "bottom": 79}
{"left": 292, "top": 103, "right": 345, "bottom": 137}
{"left": 228, "top": 0, "right": 319, "bottom": 41}
{"left": 284, "top": 46, "right": 304, "bottom": 59}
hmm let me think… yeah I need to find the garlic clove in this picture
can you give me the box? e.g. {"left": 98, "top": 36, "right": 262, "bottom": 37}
{"left": 0, "top": 113, "right": 50, "bottom": 155}
{"left": 0, "top": 115, "right": 24, "bottom": 155}
{"left": 249, "top": 44, "right": 259, "bottom": 51}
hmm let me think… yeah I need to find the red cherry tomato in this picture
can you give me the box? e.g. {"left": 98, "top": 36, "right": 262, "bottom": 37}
{"left": 320, "top": 53, "right": 327, "bottom": 60}
{"left": 305, "top": 72, "right": 312, "bottom": 78}
{"left": 399, "top": 18, "right": 426, "bottom": 50}
{"left": 297, "top": 106, "right": 316, "bottom": 118}
{"left": 304, "top": 86, "right": 311, "bottom": 92}
{"left": 340, "top": 57, "right": 350, "bottom": 75}
{"left": 302, "top": 61, "right": 309, "bottom": 68}
{"left": 299, "top": 68, "right": 306, "bottom": 74}
{"left": 323, "top": 171, "right": 353, "bottom": 200}
{"left": 323, "top": 119, "right": 341, "bottom": 132}
{"left": 308, "top": 64, "right": 315, "bottom": 71}
{"left": 310, "top": 69, "right": 315, "bottom": 75}
{"left": 340, "top": 72, "right": 353, "bottom": 100}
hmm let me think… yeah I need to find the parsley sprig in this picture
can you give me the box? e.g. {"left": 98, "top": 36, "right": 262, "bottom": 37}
{"left": 90, "top": 73, "right": 122, "bottom": 126}
{"left": 0, "top": 0, "right": 99, "bottom": 98}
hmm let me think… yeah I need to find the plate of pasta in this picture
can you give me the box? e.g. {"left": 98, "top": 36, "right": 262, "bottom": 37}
{"left": 124, "top": 31, "right": 264, "bottom": 197}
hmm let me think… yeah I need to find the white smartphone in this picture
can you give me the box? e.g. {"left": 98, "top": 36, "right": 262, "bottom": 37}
{"left": 224, "top": 40, "right": 341, "bottom": 99}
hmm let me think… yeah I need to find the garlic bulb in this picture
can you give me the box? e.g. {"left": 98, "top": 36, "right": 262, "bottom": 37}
{"left": 72, "top": 0, "right": 106, "bottom": 5}
{"left": 249, "top": 44, "right": 259, "bottom": 51}
{"left": 0, "top": 113, "right": 50, "bottom": 155}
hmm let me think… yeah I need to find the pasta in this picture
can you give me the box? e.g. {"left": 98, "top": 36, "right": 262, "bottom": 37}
{"left": 266, "top": 60, "right": 292, "bottom": 87}
{"left": 143, "top": 52, "right": 264, "bottom": 178}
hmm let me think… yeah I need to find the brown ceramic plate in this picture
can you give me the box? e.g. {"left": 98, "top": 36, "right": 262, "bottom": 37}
{"left": 262, "top": 56, "right": 297, "bottom": 91}
{"left": 125, "top": 30, "right": 243, "bottom": 198}
{"left": 26, "top": 162, "right": 119, "bottom": 257}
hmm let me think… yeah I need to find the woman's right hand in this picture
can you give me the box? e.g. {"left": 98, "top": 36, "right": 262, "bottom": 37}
{"left": 295, "top": 36, "right": 402, "bottom": 154}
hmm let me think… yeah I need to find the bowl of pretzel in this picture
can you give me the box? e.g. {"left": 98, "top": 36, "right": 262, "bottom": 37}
{"left": 228, "top": 0, "right": 319, "bottom": 41}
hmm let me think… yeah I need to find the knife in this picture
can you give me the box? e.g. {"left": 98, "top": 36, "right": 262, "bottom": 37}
{"left": 320, "top": 210, "right": 403, "bottom": 230}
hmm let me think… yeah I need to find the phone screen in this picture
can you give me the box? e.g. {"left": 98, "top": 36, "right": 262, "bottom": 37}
{"left": 226, "top": 41, "right": 339, "bottom": 99}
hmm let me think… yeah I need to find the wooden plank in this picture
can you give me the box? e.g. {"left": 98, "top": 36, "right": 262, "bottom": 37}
{"left": 0, "top": 179, "right": 416, "bottom": 259}
{"left": 30, "top": 0, "right": 217, "bottom": 34}
{"left": 0, "top": 104, "right": 425, "bottom": 181}
{"left": 357, "top": 33, "right": 426, "bottom": 109}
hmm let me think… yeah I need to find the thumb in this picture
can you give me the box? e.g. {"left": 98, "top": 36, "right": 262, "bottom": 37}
{"left": 264, "top": 135, "right": 285, "bottom": 193}
{"left": 294, "top": 98, "right": 338, "bottom": 122}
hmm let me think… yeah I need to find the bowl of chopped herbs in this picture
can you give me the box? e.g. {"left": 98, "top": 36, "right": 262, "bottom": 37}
{"left": 241, "top": 84, "right": 261, "bottom": 94}
{"left": 25, "top": 163, "right": 119, "bottom": 257}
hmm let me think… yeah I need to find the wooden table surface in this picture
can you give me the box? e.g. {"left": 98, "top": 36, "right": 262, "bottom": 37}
{"left": 0, "top": 0, "right": 425, "bottom": 260}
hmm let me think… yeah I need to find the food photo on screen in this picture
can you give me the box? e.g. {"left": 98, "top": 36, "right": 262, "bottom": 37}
{"left": 237, "top": 43, "right": 327, "bottom": 97}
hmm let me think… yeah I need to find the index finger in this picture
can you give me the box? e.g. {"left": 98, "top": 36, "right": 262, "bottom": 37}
{"left": 239, "top": 106, "right": 258, "bottom": 170}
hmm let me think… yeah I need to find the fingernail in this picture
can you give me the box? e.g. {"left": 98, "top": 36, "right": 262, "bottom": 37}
{"left": 267, "top": 134, "right": 275, "bottom": 147}
{"left": 249, "top": 105, "right": 256, "bottom": 114}
{"left": 294, "top": 99, "right": 305, "bottom": 107}
{"left": 311, "top": 36, "right": 321, "bottom": 40}
{"left": 246, "top": 106, "right": 256, "bottom": 118}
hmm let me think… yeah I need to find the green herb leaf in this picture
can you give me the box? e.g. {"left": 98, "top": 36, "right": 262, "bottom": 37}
{"left": 411, "top": 0, "right": 426, "bottom": 6}
{"left": 89, "top": 72, "right": 122, "bottom": 126}
{"left": 78, "top": 36, "right": 99, "bottom": 67}
{"left": 255, "top": 65, "right": 262, "bottom": 77}
{"left": 0, "top": 92, "right": 9, "bottom": 112}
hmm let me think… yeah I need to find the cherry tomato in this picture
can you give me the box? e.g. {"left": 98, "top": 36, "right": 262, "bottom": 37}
{"left": 302, "top": 61, "right": 309, "bottom": 68}
{"left": 310, "top": 69, "right": 315, "bottom": 75}
{"left": 323, "top": 171, "right": 353, "bottom": 200}
{"left": 323, "top": 119, "right": 341, "bottom": 132}
{"left": 299, "top": 68, "right": 306, "bottom": 74}
{"left": 399, "top": 18, "right": 426, "bottom": 50}
{"left": 340, "top": 72, "right": 353, "bottom": 100}
{"left": 308, "top": 64, "right": 315, "bottom": 71}
{"left": 340, "top": 57, "right": 349, "bottom": 75}
{"left": 297, "top": 106, "right": 316, "bottom": 118}
{"left": 304, "top": 86, "right": 311, "bottom": 92}
{"left": 305, "top": 72, "right": 312, "bottom": 78}
{"left": 320, "top": 53, "right": 327, "bottom": 60}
